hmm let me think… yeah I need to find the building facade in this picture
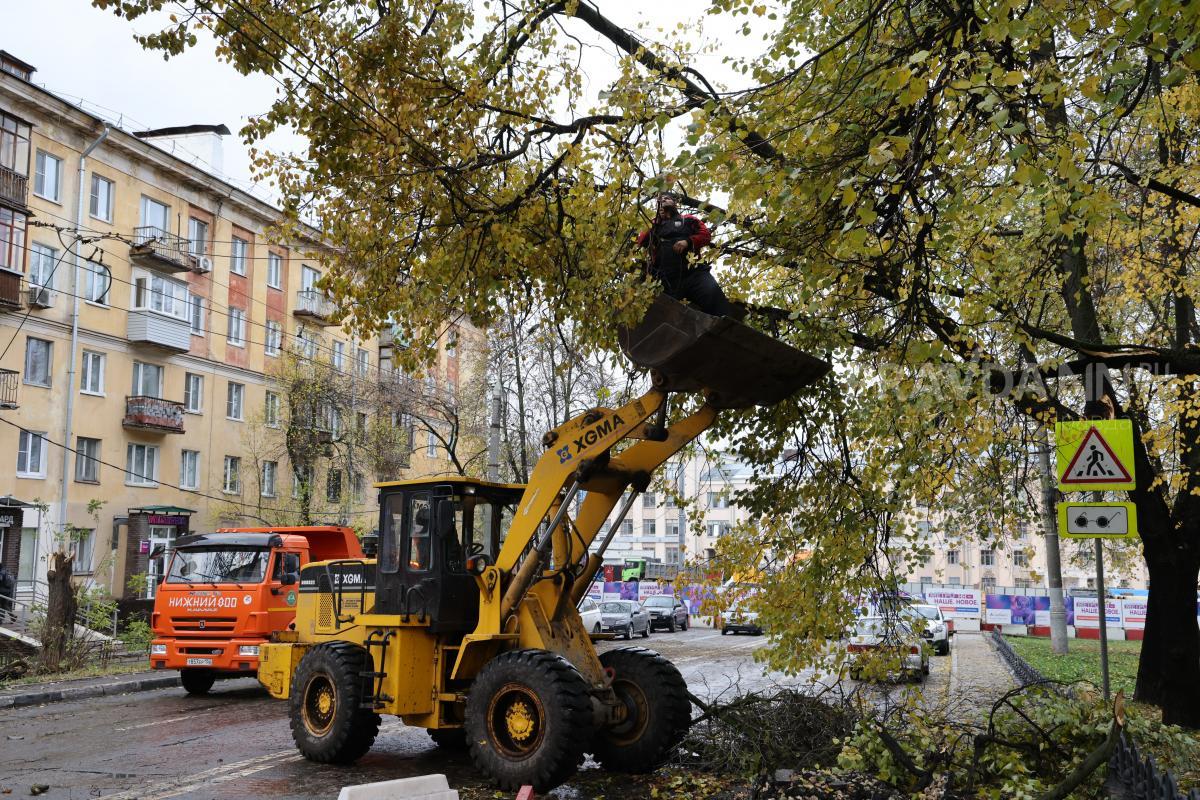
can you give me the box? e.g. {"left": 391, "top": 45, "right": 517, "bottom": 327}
{"left": 0, "top": 54, "right": 471, "bottom": 603}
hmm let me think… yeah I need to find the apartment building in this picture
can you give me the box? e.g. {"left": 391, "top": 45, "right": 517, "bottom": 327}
{"left": 0, "top": 53, "right": 470, "bottom": 603}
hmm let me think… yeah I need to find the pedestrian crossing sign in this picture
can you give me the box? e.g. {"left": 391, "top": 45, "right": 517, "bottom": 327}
{"left": 1056, "top": 420, "right": 1136, "bottom": 491}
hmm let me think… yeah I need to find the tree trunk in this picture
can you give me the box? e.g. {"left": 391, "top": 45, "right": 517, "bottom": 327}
{"left": 1134, "top": 540, "right": 1200, "bottom": 727}
{"left": 41, "top": 551, "right": 77, "bottom": 672}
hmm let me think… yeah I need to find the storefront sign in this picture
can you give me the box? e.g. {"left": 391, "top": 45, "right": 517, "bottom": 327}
{"left": 139, "top": 540, "right": 150, "bottom": 555}
{"left": 0, "top": 515, "right": 14, "bottom": 527}
{"left": 148, "top": 515, "right": 187, "bottom": 526}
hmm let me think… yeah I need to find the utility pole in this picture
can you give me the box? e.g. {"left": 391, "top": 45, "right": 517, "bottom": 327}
{"left": 1037, "top": 425, "right": 1069, "bottom": 654}
{"left": 487, "top": 382, "right": 502, "bottom": 482}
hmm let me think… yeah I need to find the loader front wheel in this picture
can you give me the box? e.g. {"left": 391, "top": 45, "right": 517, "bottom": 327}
{"left": 465, "top": 649, "right": 591, "bottom": 792}
{"left": 289, "top": 643, "right": 381, "bottom": 764}
{"left": 592, "top": 648, "right": 691, "bottom": 773}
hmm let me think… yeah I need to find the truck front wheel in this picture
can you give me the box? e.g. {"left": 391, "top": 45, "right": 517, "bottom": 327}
{"left": 592, "top": 648, "right": 691, "bottom": 772}
{"left": 289, "top": 643, "right": 381, "bottom": 764}
{"left": 180, "top": 668, "right": 215, "bottom": 695}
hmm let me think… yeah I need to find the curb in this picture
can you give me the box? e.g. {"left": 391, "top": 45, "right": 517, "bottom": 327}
{"left": 0, "top": 674, "right": 181, "bottom": 710}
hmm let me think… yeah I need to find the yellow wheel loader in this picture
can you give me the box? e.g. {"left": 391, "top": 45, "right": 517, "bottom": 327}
{"left": 257, "top": 296, "right": 830, "bottom": 791}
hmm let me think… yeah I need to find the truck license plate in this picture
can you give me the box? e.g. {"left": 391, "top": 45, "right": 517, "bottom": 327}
{"left": 186, "top": 657, "right": 213, "bottom": 666}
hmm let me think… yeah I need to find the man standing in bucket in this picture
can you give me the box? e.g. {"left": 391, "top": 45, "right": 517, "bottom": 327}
{"left": 637, "top": 192, "right": 735, "bottom": 317}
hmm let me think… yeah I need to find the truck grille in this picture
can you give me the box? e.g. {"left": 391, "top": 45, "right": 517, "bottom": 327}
{"left": 171, "top": 616, "right": 237, "bottom": 633}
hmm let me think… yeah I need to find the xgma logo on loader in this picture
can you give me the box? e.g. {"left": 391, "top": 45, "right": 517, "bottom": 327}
{"left": 573, "top": 414, "right": 625, "bottom": 453}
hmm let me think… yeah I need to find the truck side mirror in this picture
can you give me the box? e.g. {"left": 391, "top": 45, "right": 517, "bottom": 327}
{"left": 281, "top": 572, "right": 299, "bottom": 586}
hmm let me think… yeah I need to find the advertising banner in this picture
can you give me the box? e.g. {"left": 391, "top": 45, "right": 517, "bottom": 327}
{"left": 1073, "top": 597, "right": 1121, "bottom": 628}
{"left": 984, "top": 594, "right": 1041, "bottom": 625}
{"left": 585, "top": 581, "right": 602, "bottom": 601}
{"left": 1121, "top": 597, "right": 1147, "bottom": 630}
{"left": 923, "top": 588, "right": 981, "bottom": 619}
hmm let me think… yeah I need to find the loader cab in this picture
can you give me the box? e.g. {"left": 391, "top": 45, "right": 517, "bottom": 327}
{"left": 374, "top": 477, "right": 524, "bottom": 632}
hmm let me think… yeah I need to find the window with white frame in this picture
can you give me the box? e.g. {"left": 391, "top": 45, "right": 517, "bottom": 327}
{"left": 948, "top": 576, "right": 961, "bottom": 586}
{"left": 28, "top": 242, "right": 57, "bottom": 289}
{"left": 189, "top": 296, "right": 205, "bottom": 335}
{"left": 133, "top": 272, "right": 190, "bottom": 321}
{"left": 265, "top": 321, "right": 281, "bottom": 356}
{"left": 17, "top": 430, "right": 47, "bottom": 478}
{"left": 355, "top": 348, "right": 369, "bottom": 377}
{"left": 131, "top": 361, "right": 163, "bottom": 398}
{"left": 426, "top": 430, "right": 437, "bottom": 458}
{"left": 261, "top": 461, "right": 277, "bottom": 497}
{"left": 267, "top": 251, "right": 282, "bottom": 288}
{"left": 75, "top": 437, "right": 100, "bottom": 483}
{"left": 180, "top": 449, "right": 200, "bottom": 490}
{"left": 619, "top": 520, "right": 633, "bottom": 536}
{"left": 226, "top": 382, "right": 244, "bottom": 420}
{"left": 352, "top": 472, "right": 364, "bottom": 502}
{"left": 73, "top": 528, "right": 94, "bottom": 572}
{"left": 301, "top": 264, "right": 320, "bottom": 292}
{"left": 332, "top": 341, "right": 345, "bottom": 370}
{"left": 184, "top": 373, "right": 203, "bottom": 413}
{"left": 643, "top": 520, "right": 656, "bottom": 536}
{"left": 223, "top": 455, "right": 241, "bottom": 493}
{"left": 89, "top": 175, "right": 114, "bottom": 222}
{"left": 34, "top": 150, "right": 61, "bottom": 201}
{"left": 708, "top": 492, "right": 729, "bottom": 509}
{"left": 139, "top": 196, "right": 169, "bottom": 231}
{"left": 85, "top": 260, "right": 110, "bottom": 304}
{"left": 297, "top": 326, "right": 318, "bottom": 360}
{"left": 125, "top": 443, "right": 159, "bottom": 486}
{"left": 642, "top": 492, "right": 657, "bottom": 508}
{"left": 24, "top": 337, "right": 51, "bottom": 387}
{"left": 980, "top": 548, "right": 995, "bottom": 566}
{"left": 188, "top": 218, "right": 208, "bottom": 257}
{"left": 946, "top": 549, "right": 960, "bottom": 565}
{"left": 265, "top": 391, "right": 280, "bottom": 427}
{"left": 981, "top": 576, "right": 997, "bottom": 592}
{"left": 78, "top": 350, "right": 105, "bottom": 395}
{"left": 230, "top": 236, "right": 248, "bottom": 275}
{"left": 226, "top": 308, "right": 246, "bottom": 346}
{"left": 1013, "top": 549, "right": 1029, "bottom": 567}
{"left": 292, "top": 465, "right": 311, "bottom": 498}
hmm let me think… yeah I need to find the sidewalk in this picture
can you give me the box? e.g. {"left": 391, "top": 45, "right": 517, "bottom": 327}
{"left": 0, "top": 669, "right": 179, "bottom": 710}
{"left": 947, "top": 631, "right": 1015, "bottom": 719}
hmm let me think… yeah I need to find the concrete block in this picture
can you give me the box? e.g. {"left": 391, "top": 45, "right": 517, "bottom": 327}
{"left": 337, "top": 774, "right": 458, "bottom": 800}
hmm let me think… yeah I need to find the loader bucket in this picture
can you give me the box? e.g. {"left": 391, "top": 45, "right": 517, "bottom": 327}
{"left": 619, "top": 294, "right": 832, "bottom": 409}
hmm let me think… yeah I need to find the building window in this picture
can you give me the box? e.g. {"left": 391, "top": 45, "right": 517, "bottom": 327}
{"left": 352, "top": 472, "right": 364, "bottom": 503}
{"left": 72, "top": 529, "right": 94, "bottom": 573}
{"left": 89, "top": 175, "right": 114, "bottom": 222}
{"left": 948, "top": 576, "right": 961, "bottom": 586}
{"left": 706, "top": 521, "right": 733, "bottom": 537}
{"left": 301, "top": 264, "right": 320, "bottom": 292}
{"left": 267, "top": 252, "right": 282, "bottom": 288}
{"left": 426, "top": 430, "right": 437, "bottom": 458}
{"left": 981, "top": 576, "right": 997, "bottom": 592}
{"left": 28, "top": 243, "right": 57, "bottom": 289}
{"left": 297, "top": 326, "right": 317, "bottom": 360}
{"left": 0, "top": 207, "right": 27, "bottom": 273}
{"left": 17, "top": 430, "right": 47, "bottom": 478}
{"left": 326, "top": 470, "right": 342, "bottom": 503}
{"left": 80, "top": 350, "right": 105, "bottom": 395}
{"left": 1015, "top": 578, "right": 1033, "bottom": 589}
{"left": 131, "top": 361, "right": 163, "bottom": 398}
{"left": 34, "top": 150, "right": 62, "bottom": 201}
{"left": 188, "top": 218, "right": 208, "bottom": 257}
{"left": 293, "top": 465, "right": 311, "bottom": 498}
{"left": 74, "top": 437, "right": 101, "bottom": 483}
{"left": 180, "top": 449, "right": 200, "bottom": 490}
{"left": 665, "top": 546, "right": 680, "bottom": 565}
{"left": 980, "top": 548, "right": 995, "bottom": 566}
{"left": 642, "top": 492, "right": 657, "bottom": 508}
{"left": 223, "top": 456, "right": 241, "bottom": 494}
{"left": 265, "top": 321, "right": 281, "bottom": 356}
{"left": 226, "top": 382, "right": 244, "bottom": 420}
{"left": 85, "top": 261, "right": 110, "bottom": 304}
{"left": 708, "top": 492, "right": 728, "bottom": 509}
{"left": 133, "top": 272, "right": 190, "bottom": 320}
{"left": 261, "top": 461, "right": 277, "bottom": 498}
{"left": 332, "top": 341, "right": 345, "bottom": 371}
{"left": 230, "top": 236, "right": 248, "bottom": 275}
{"left": 125, "top": 443, "right": 159, "bottom": 486}
{"left": 24, "top": 337, "right": 51, "bottom": 387}
{"left": 265, "top": 391, "right": 280, "bottom": 427}
{"left": 184, "top": 373, "right": 203, "bottom": 413}
{"left": 0, "top": 111, "right": 31, "bottom": 177}
{"left": 189, "top": 296, "right": 205, "bottom": 335}
{"left": 946, "top": 549, "right": 959, "bottom": 565}
{"left": 227, "top": 308, "right": 246, "bottom": 347}
{"left": 356, "top": 412, "right": 367, "bottom": 434}
{"left": 355, "top": 348, "right": 369, "bottom": 378}
{"left": 1013, "top": 549, "right": 1029, "bottom": 567}
{"left": 619, "top": 519, "right": 633, "bottom": 536}
{"left": 643, "top": 520, "right": 656, "bottom": 536}
{"left": 139, "top": 195, "right": 169, "bottom": 231}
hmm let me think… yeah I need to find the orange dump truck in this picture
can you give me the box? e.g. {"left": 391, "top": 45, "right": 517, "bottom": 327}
{"left": 150, "top": 526, "right": 364, "bottom": 694}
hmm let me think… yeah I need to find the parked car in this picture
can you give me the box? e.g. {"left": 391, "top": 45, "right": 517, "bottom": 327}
{"left": 846, "top": 615, "right": 929, "bottom": 682}
{"left": 721, "top": 600, "right": 763, "bottom": 635}
{"left": 578, "top": 597, "right": 603, "bottom": 633}
{"left": 643, "top": 595, "right": 689, "bottom": 631}
{"left": 600, "top": 600, "right": 651, "bottom": 639}
{"left": 907, "top": 603, "right": 951, "bottom": 655}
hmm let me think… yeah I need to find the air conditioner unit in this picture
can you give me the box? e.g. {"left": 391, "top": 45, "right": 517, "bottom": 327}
{"left": 27, "top": 286, "right": 53, "bottom": 308}
{"left": 194, "top": 256, "right": 214, "bottom": 274}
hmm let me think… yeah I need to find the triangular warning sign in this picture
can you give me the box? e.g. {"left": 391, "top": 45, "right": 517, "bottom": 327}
{"left": 1061, "top": 426, "right": 1132, "bottom": 485}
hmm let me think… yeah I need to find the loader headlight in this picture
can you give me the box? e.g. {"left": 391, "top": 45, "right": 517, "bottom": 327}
{"left": 151, "top": 644, "right": 167, "bottom": 655}
{"left": 238, "top": 645, "right": 260, "bottom": 656}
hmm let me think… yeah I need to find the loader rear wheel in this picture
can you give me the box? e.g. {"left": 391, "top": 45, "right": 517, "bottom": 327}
{"left": 465, "top": 649, "right": 591, "bottom": 792}
{"left": 289, "top": 643, "right": 381, "bottom": 764}
{"left": 180, "top": 668, "right": 215, "bottom": 695}
{"left": 592, "top": 648, "right": 691, "bottom": 773}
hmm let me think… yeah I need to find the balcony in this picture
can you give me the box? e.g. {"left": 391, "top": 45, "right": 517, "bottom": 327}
{"left": 130, "top": 226, "right": 194, "bottom": 274}
{"left": 124, "top": 396, "right": 185, "bottom": 434}
{"left": 0, "top": 166, "right": 28, "bottom": 211}
{"left": 294, "top": 289, "right": 337, "bottom": 325}
{"left": 127, "top": 309, "right": 191, "bottom": 353}
{"left": 0, "top": 268, "right": 21, "bottom": 310}
{"left": 0, "top": 368, "right": 18, "bottom": 409}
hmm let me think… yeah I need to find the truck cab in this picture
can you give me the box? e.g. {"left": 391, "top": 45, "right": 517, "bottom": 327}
{"left": 150, "top": 526, "right": 362, "bottom": 694}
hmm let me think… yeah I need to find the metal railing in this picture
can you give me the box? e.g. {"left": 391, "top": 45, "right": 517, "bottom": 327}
{"left": 131, "top": 226, "right": 193, "bottom": 271}
{"left": 0, "top": 367, "right": 17, "bottom": 408}
{"left": 0, "top": 165, "right": 28, "bottom": 208}
{"left": 990, "top": 630, "right": 1056, "bottom": 690}
{"left": 295, "top": 288, "right": 336, "bottom": 320}
{"left": 123, "top": 395, "right": 185, "bottom": 433}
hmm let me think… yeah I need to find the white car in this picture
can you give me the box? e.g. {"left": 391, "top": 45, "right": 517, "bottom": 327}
{"left": 578, "top": 597, "right": 603, "bottom": 633}
{"left": 847, "top": 615, "right": 929, "bottom": 681}
{"left": 907, "top": 603, "right": 951, "bottom": 655}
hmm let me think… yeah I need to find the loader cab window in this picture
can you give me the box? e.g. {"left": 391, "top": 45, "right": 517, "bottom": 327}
{"left": 407, "top": 494, "right": 432, "bottom": 572}
{"left": 381, "top": 493, "right": 404, "bottom": 574}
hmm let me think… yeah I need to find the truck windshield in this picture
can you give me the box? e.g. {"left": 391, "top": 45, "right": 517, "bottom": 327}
{"left": 166, "top": 547, "right": 270, "bottom": 584}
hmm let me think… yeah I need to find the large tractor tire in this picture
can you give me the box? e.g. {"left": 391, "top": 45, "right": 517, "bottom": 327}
{"left": 464, "top": 649, "right": 592, "bottom": 792}
{"left": 289, "top": 642, "right": 381, "bottom": 764}
{"left": 180, "top": 668, "right": 215, "bottom": 695}
{"left": 592, "top": 648, "right": 691, "bottom": 773}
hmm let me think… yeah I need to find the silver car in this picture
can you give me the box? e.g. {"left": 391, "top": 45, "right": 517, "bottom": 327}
{"left": 600, "top": 600, "right": 651, "bottom": 640}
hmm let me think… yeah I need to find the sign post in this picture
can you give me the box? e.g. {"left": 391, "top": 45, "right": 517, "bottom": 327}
{"left": 1055, "top": 419, "right": 1136, "bottom": 702}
